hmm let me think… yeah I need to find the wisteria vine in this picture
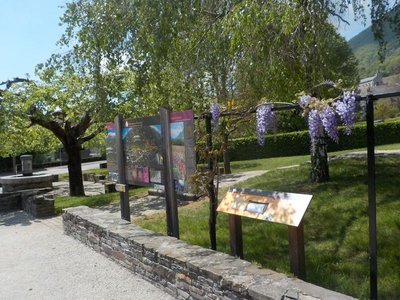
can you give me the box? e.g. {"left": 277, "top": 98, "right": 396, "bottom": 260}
{"left": 299, "top": 90, "right": 357, "bottom": 145}
{"left": 209, "top": 88, "right": 356, "bottom": 148}
{"left": 256, "top": 104, "right": 276, "bottom": 146}
{"left": 210, "top": 103, "right": 220, "bottom": 126}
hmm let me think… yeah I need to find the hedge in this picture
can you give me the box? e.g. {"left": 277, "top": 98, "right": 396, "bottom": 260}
{"left": 228, "top": 120, "right": 400, "bottom": 161}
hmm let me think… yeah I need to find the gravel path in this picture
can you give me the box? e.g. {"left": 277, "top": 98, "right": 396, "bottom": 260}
{"left": 0, "top": 211, "right": 174, "bottom": 300}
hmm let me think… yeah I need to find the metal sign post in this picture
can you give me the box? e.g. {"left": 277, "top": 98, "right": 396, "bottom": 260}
{"left": 366, "top": 95, "right": 378, "bottom": 300}
{"left": 160, "top": 107, "right": 179, "bottom": 238}
{"left": 115, "top": 114, "right": 131, "bottom": 222}
{"left": 205, "top": 114, "right": 217, "bottom": 250}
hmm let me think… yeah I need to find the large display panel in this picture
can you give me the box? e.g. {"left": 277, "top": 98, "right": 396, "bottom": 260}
{"left": 106, "top": 110, "right": 195, "bottom": 194}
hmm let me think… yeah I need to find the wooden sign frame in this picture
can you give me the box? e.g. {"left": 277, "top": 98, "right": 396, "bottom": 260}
{"left": 217, "top": 187, "right": 312, "bottom": 280}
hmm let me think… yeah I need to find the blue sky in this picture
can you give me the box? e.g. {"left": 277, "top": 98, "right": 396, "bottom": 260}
{"left": 0, "top": 0, "right": 67, "bottom": 81}
{"left": 0, "top": 1, "right": 369, "bottom": 82}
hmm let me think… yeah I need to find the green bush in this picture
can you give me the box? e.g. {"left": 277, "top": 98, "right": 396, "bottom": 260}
{"left": 228, "top": 120, "right": 400, "bottom": 161}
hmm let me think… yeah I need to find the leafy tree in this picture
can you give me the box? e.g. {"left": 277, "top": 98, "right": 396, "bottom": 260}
{"left": 1, "top": 66, "right": 122, "bottom": 196}
{"left": 204, "top": 1, "right": 359, "bottom": 179}
{"left": 0, "top": 79, "right": 59, "bottom": 173}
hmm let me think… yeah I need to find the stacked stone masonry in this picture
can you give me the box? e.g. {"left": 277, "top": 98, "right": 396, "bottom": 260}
{"left": 63, "top": 206, "right": 355, "bottom": 300}
{"left": 0, "top": 192, "right": 21, "bottom": 211}
{"left": 21, "top": 189, "right": 55, "bottom": 218}
{"left": 0, "top": 188, "right": 54, "bottom": 218}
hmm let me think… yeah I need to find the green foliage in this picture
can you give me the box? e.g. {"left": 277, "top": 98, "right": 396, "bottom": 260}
{"left": 59, "top": 0, "right": 359, "bottom": 116}
{"left": 0, "top": 87, "right": 59, "bottom": 158}
{"left": 374, "top": 100, "right": 400, "bottom": 120}
{"left": 136, "top": 156, "right": 400, "bottom": 298}
{"left": 228, "top": 120, "right": 400, "bottom": 161}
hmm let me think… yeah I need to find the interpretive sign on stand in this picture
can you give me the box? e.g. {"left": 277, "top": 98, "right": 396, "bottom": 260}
{"left": 106, "top": 109, "right": 196, "bottom": 238}
{"left": 217, "top": 187, "right": 312, "bottom": 280}
{"left": 217, "top": 188, "right": 312, "bottom": 226}
{"left": 106, "top": 110, "right": 196, "bottom": 194}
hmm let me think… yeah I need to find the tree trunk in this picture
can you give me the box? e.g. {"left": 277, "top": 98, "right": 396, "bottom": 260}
{"left": 310, "top": 138, "right": 329, "bottom": 183}
{"left": 66, "top": 145, "right": 85, "bottom": 196}
{"left": 222, "top": 134, "right": 231, "bottom": 174}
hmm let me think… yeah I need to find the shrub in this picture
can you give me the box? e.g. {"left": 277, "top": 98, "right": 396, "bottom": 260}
{"left": 228, "top": 120, "right": 400, "bottom": 161}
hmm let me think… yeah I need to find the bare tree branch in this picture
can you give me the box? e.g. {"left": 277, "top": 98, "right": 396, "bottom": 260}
{"left": 29, "top": 112, "right": 67, "bottom": 145}
{"left": 0, "top": 77, "right": 30, "bottom": 89}
{"left": 72, "top": 108, "right": 93, "bottom": 138}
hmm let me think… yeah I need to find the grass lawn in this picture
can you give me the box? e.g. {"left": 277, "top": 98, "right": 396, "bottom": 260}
{"left": 58, "top": 168, "right": 109, "bottom": 181}
{"left": 134, "top": 155, "right": 400, "bottom": 299}
{"left": 229, "top": 142, "right": 400, "bottom": 172}
{"left": 54, "top": 187, "right": 148, "bottom": 214}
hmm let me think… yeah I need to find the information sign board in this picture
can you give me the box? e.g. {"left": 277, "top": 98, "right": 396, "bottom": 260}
{"left": 217, "top": 187, "right": 312, "bottom": 227}
{"left": 106, "top": 110, "right": 196, "bottom": 194}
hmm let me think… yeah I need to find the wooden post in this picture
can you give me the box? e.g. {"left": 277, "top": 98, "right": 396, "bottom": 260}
{"left": 115, "top": 114, "right": 131, "bottom": 222}
{"left": 288, "top": 220, "right": 306, "bottom": 280}
{"left": 160, "top": 107, "right": 179, "bottom": 238}
{"left": 229, "top": 214, "right": 244, "bottom": 259}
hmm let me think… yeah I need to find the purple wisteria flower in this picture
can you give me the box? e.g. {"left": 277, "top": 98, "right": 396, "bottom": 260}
{"left": 320, "top": 106, "right": 338, "bottom": 142}
{"left": 210, "top": 103, "right": 220, "bottom": 126}
{"left": 256, "top": 104, "right": 275, "bottom": 146}
{"left": 308, "top": 109, "right": 323, "bottom": 144}
{"left": 336, "top": 91, "right": 356, "bottom": 134}
{"left": 299, "top": 95, "right": 311, "bottom": 108}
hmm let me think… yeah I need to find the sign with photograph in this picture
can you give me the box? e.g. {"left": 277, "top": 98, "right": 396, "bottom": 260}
{"left": 123, "top": 115, "right": 162, "bottom": 187}
{"left": 106, "top": 110, "right": 196, "bottom": 194}
{"left": 217, "top": 187, "right": 312, "bottom": 227}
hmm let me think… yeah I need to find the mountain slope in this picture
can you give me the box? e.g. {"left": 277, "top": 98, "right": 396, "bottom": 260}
{"left": 349, "top": 12, "right": 400, "bottom": 78}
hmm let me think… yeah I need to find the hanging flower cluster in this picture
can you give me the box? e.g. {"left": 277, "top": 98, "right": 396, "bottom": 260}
{"left": 335, "top": 91, "right": 357, "bottom": 134}
{"left": 210, "top": 103, "right": 220, "bottom": 126}
{"left": 256, "top": 104, "right": 276, "bottom": 146}
{"left": 208, "top": 88, "right": 356, "bottom": 149}
{"left": 299, "top": 91, "right": 357, "bottom": 144}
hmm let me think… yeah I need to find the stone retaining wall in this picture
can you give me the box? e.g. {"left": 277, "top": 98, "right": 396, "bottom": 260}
{"left": 0, "top": 192, "right": 21, "bottom": 211}
{"left": 62, "top": 206, "right": 355, "bottom": 300}
{"left": 21, "top": 190, "right": 55, "bottom": 218}
{"left": 0, "top": 188, "right": 54, "bottom": 218}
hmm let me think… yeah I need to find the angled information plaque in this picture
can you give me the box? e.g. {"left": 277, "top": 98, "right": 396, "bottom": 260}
{"left": 217, "top": 187, "right": 313, "bottom": 227}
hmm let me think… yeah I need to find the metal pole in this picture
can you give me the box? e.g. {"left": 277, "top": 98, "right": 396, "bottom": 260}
{"left": 160, "top": 107, "right": 179, "bottom": 238}
{"left": 366, "top": 95, "right": 377, "bottom": 299}
{"left": 205, "top": 114, "right": 217, "bottom": 250}
{"left": 115, "top": 114, "right": 131, "bottom": 222}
